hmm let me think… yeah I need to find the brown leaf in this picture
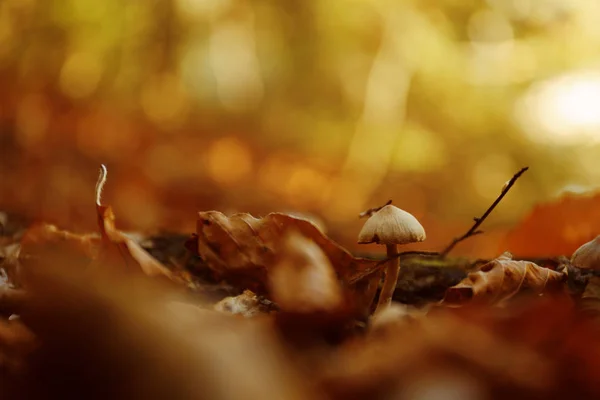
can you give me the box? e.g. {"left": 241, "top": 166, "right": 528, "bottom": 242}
{"left": 316, "top": 304, "right": 556, "bottom": 399}
{"left": 502, "top": 192, "right": 600, "bottom": 257}
{"left": 269, "top": 233, "right": 344, "bottom": 314}
{"left": 18, "top": 224, "right": 102, "bottom": 290}
{"left": 97, "top": 205, "right": 175, "bottom": 280}
{"left": 94, "top": 165, "right": 177, "bottom": 282}
{"left": 5, "top": 252, "right": 315, "bottom": 400}
{"left": 443, "top": 252, "right": 566, "bottom": 305}
{"left": 194, "top": 211, "right": 379, "bottom": 294}
{"left": 20, "top": 223, "right": 100, "bottom": 261}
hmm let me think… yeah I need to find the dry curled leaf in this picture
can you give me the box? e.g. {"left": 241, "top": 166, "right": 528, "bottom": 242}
{"left": 17, "top": 167, "right": 178, "bottom": 286}
{"left": 18, "top": 217, "right": 175, "bottom": 285}
{"left": 193, "top": 211, "right": 381, "bottom": 317}
{"left": 97, "top": 205, "right": 175, "bottom": 281}
{"left": 194, "top": 211, "right": 377, "bottom": 282}
{"left": 443, "top": 252, "right": 566, "bottom": 305}
{"left": 95, "top": 165, "right": 177, "bottom": 282}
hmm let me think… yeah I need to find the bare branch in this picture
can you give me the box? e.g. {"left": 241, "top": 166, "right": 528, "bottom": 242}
{"left": 439, "top": 166, "right": 529, "bottom": 258}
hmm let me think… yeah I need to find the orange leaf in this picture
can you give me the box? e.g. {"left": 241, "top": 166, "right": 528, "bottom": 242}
{"left": 502, "top": 192, "right": 600, "bottom": 257}
{"left": 443, "top": 252, "right": 565, "bottom": 305}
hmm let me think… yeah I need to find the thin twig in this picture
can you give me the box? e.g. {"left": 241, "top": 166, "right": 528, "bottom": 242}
{"left": 439, "top": 166, "right": 529, "bottom": 258}
{"left": 359, "top": 199, "right": 392, "bottom": 219}
{"left": 399, "top": 250, "right": 441, "bottom": 258}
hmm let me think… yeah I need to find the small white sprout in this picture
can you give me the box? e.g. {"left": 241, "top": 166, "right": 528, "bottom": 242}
{"left": 95, "top": 164, "right": 107, "bottom": 206}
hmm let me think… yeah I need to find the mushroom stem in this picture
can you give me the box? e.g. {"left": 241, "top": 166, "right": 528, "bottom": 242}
{"left": 375, "top": 244, "right": 400, "bottom": 313}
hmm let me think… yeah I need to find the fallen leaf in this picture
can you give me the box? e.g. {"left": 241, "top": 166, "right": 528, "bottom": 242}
{"left": 5, "top": 252, "right": 315, "bottom": 400}
{"left": 97, "top": 205, "right": 175, "bottom": 280}
{"left": 20, "top": 223, "right": 100, "bottom": 261}
{"left": 193, "top": 211, "right": 381, "bottom": 316}
{"left": 269, "top": 233, "right": 344, "bottom": 314}
{"left": 18, "top": 224, "right": 102, "bottom": 290}
{"left": 195, "top": 211, "right": 377, "bottom": 281}
{"left": 316, "top": 304, "right": 555, "bottom": 399}
{"left": 443, "top": 252, "right": 566, "bottom": 305}
{"left": 502, "top": 191, "right": 600, "bottom": 257}
{"left": 95, "top": 165, "right": 177, "bottom": 282}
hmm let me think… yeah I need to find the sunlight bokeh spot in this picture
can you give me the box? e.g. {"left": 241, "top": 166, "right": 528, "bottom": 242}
{"left": 209, "top": 18, "right": 264, "bottom": 111}
{"left": 554, "top": 184, "right": 597, "bottom": 197}
{"left": 284, "top": 166, "right": 331, "bottom": 207}
{"left": 141, "top": 74, "right": 190, "bottom": 126}
{"left": 206, "top": 137, "right": 253, "bottom": 185}
{"left": 176, "top": 0, "right": 230, "bottom": 19}
{"left": 516, "top": 71, "right": 600, "bottom": 144}
{"left": 327, "top": 179, "right": 367, "bottom": 222}
{"left": 59, "top": 52, "right": 103, "bottom": 99}
{"left": 393, "top": 124, "right": 446, "bottom": 172}
{"left": 257, "top": 154, "right": 297, "bottom": 196}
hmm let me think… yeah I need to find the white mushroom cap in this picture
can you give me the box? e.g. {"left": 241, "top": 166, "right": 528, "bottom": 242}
{"left": 358, "top": 205, "right": 426, "bottom": 245}
{"left": 571, "top": 235, "right": 600, "bottom": 270}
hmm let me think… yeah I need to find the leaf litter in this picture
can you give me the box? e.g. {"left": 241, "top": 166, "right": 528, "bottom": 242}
{"left": 3, "top": 165, "right": 600, "bottom": 399}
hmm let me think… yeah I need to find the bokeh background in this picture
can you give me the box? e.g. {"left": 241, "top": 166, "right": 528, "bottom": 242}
{"left": 2, "top": 0, "right": 600, "bottom": 256}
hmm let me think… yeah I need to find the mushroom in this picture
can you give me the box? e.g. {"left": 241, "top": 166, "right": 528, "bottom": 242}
{"left": 358, "top": 204, "right": 426, "bottom": 313}
{"left": 571, "top": 235, "right": 600, "bottom": 270}
{"left": 572, "top": 236, "right": 600, "bottom": 316}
